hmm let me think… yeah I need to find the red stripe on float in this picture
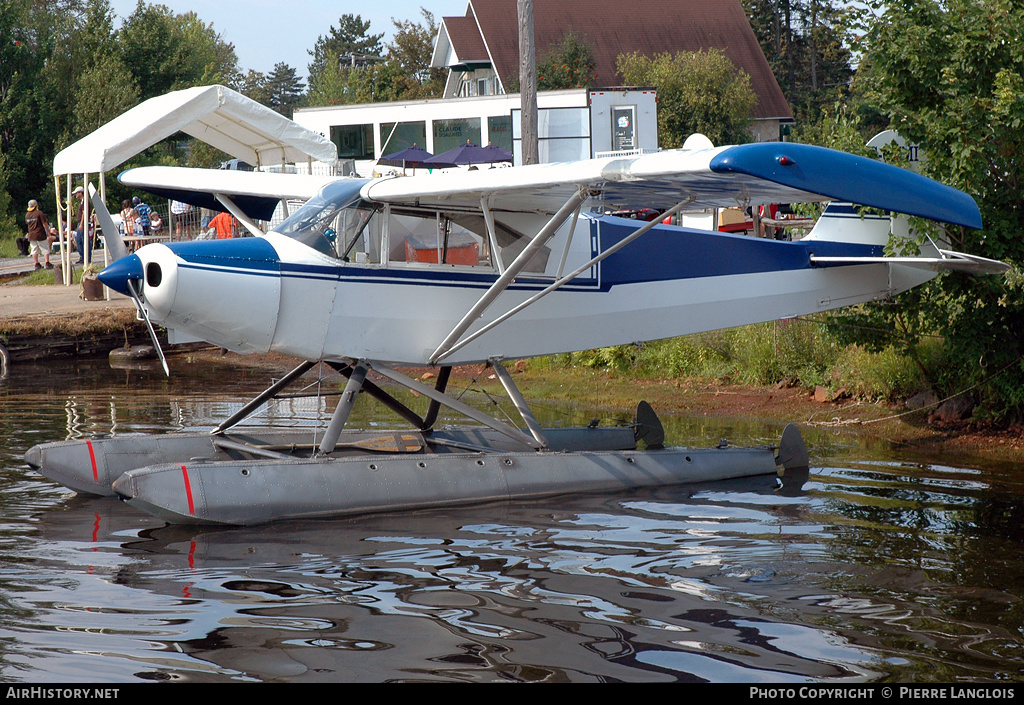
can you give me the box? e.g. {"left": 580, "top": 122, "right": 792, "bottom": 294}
{"left": 86, "top": 441, "right": 98, "bottom": 482}
{"left": 180, "top": 465, "right": 195, "bottom": 515}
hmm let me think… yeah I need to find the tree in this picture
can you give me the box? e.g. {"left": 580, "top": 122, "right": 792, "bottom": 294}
{"left": 0, "top": 0, "right": 244, "bottom": 235}
{"left": 307, "top": 9, "right": 448, "bottom": 108}
{"left": 237, "top": 69, "right": 271, "bottom": 106}
{"left": 537, "top": 30, "right": 596, "bottom": 90}
{"left": 617, "top": 50, "right": 757, "bottom": 148}
{"left": 387, "top": 8, "right": 445, "bottom": 99}
{"left": 117, "top": 1, "right": 238, "bottom": 100}
{"left": 859, "top": 0, "right": 1024, "bottom": 420}
{"left": 73, "top": 51, "right": 140, "bottom": 137}
{"left": 265, "top": 63, "right": 305, "bottom": 117}
{"left": 307, "top": 52, "right": 407, "bottom": 107}
{"left": 307, "top": 14, "right": 384, "bottom": 87}
{"left": 0, "top": 0, "right": 89, "bottom": 216}
{"left": 743, "top": 0, "right": 858, "bottom": 122}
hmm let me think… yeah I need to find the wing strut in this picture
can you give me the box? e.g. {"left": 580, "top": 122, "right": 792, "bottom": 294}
{"left": 491, "top": 360, "right": 547, "bottom": 447}
{"left": 213, "top": 192, "right": 267, "bottom": 237}
{"left": 433, "top": 196, "right": 696, "bottom": 364}
{"left": 429, "top": 188, "right": 593, "bottom": 365}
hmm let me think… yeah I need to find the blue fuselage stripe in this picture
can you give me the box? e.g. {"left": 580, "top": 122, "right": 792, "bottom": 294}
{"left": 597, "top": 217, "right": 881, "bottom": 286}
{"left": 164, "top": 222, "right": 883, "bottom": 291}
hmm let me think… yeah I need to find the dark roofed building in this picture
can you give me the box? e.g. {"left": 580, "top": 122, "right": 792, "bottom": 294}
{"left": 431, "top": 0, "right": 792, "bottom": 140}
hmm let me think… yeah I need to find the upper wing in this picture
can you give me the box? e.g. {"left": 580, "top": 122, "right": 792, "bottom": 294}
{"left": 118, "top": 142, "right": 983, "bottom": 230}
{"left": 361, "top": 143, "right": 982, "bottom": 229}
{"left": 118, "top": 166, "right": 336, "bottom": 220}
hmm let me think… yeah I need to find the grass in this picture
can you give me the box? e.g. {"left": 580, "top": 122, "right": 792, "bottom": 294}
{"left": 527, "top": 318, "right": 930, "bottom": 404}
{"left": 0, "top": 234, "right": 22, "bottom": 258}
{"left": 19, "top": 264, "right": 85, "bottom": 285}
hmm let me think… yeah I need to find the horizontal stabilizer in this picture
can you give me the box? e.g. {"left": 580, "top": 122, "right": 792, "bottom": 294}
{"left": 810, "top": 250, "right": 1009, "bottom": 275}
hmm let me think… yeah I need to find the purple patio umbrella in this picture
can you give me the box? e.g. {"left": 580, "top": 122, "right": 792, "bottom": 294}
{"left": 423, "top": 141, "right": 513, "bottom": 168}
{"left": 378, "top": 144, "right": 434, "bottom": 168}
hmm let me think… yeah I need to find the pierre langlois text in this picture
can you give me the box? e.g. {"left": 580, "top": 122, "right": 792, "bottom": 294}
{"left": 749, "top": 686, "right": 1015, "bottom": 700}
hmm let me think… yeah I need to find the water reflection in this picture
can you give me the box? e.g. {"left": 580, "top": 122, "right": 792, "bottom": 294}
{"left": 0, "top": 359, "right": 1023, "bottom": 681}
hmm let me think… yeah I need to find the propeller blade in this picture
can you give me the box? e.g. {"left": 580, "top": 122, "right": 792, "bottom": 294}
{"left": 126, "top": 278, "right": 169, "bottom": 376}
{"left": 87, "top": 184, "right": 129, "bottom": 261}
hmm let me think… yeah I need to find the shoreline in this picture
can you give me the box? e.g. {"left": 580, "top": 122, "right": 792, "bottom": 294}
{"left": 2, "top": 272, "right": 1022, "bottom": 465}
{"left": 178, "top": 347, "right": 1024, "bottom": 466}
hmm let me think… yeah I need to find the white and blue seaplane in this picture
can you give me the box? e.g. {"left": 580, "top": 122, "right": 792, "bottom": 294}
{"left": 25, "top": 138, "right": 1007, "bottom": 525}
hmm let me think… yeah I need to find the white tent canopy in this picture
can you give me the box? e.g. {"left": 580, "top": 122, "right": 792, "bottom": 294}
{"left": 53, "top": 84, "right": 338, "bottom": 176}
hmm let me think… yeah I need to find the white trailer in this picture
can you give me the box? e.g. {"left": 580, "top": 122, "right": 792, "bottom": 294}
{"left": 291, "top": 87, "right": 659, "bottom": 176}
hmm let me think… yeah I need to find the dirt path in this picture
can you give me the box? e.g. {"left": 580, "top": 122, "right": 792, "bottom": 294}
{"left": 0, "top": 279, "right": 134, "bottom": 320}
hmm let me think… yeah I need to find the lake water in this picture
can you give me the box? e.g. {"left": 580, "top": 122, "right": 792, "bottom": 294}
{"left": 1, "top": 357, "right": 1023, "bottom": 683}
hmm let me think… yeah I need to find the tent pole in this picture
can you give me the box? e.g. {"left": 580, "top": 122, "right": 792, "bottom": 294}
{"left": 83, "top": 172, "right": 91, "bottom": 269}
{"left": 101, "top": 172, "right": 110, "bottom": 299}
{"left": 64, "top": 178, "right": 73, "bottom": 284}
{"left": 52, "top": 174, "right": 66, "bottom": 280}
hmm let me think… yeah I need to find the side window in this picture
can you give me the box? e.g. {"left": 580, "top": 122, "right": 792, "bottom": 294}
{"left": 386, "top": 212, "right": 492, "bottom": 269}
{"left": 336, "top": 207, "right": 383, "bottom": 264}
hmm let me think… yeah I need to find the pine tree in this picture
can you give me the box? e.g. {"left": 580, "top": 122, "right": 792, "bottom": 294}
{"left": 266, "top": 63, "right": 305, "bottom": 117}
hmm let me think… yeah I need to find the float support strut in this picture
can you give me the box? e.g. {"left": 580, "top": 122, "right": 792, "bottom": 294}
{"left": 318, "top": 362, "right": 367, "bottom": 455}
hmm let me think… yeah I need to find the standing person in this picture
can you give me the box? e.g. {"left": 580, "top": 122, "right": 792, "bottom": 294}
{"left": 209, "top": 210, "right": 239, "bottom": 239}
{"left": 170, "top": 200, "right": 192, "bottom": 238}
{"left": 69, "top": 185, "right": 100, "bottom": 265}
{"left": 119, "top": 199, "right": 139, "bottom": 250}
{"left": 71, "top": 186, "right": 86, "bottom": 264}
{"left": 133, "top": 197, "right": 152, "bottom": 237}
{"left": 25, "top": 200, "right": 55, "bottom": 269}
{"left": 120, "top": 199, "right": 138, "bottom": 234}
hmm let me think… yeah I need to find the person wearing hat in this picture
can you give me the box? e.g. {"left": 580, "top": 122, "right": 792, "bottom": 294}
{"left": 71, "top": 186, "right": 88, "bottom": 265}
{"left": 25, "top": 199, "right": 55, "bottom": 269}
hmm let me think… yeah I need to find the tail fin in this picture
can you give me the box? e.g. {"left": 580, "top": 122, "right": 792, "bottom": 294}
{"left": 800, "top": 202, "right": 895, "bottom": 246}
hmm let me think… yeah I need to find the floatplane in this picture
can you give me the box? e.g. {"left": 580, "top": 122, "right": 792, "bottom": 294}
{"left": 24, "top": 135, "right": 1008, "bottom": 525}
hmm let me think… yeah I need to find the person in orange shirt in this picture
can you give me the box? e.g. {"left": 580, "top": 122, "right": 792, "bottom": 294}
{"left": 209, "top": 211, "right": 239, "bottom": 239}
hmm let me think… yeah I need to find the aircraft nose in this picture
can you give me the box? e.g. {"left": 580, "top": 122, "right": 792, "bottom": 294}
{"left": 98, "top": 253, "right": 143, "bottom": 296}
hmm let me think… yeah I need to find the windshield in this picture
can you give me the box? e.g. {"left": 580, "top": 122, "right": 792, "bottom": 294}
{"left": 273, "top": 178, "right": 373, "bottom": 259}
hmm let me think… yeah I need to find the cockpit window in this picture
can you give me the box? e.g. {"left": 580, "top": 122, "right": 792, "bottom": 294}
{"left": 273, "top": 179, "right": 375, "bottom": 259}
{"left": 274, "top": 178, "right": 573, "bottom": 275}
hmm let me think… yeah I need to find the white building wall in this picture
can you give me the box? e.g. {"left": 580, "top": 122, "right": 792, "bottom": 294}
{"left": 292, "top": 89, "right": 660, "bottom": 176}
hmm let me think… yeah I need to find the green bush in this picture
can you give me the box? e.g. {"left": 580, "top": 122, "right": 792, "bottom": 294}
{"left": 534, "top": 319, "right": 941, "bottom": 403}
{"left": 830, "top": 344, "right": 929, "bottom": 401}
{"left": 0, "top": 233, "right": 22, "bottom": 258}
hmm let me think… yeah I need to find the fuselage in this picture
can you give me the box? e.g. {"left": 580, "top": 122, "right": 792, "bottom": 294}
{"left": 99, "top": 180, "right": 935, "bottom": 366}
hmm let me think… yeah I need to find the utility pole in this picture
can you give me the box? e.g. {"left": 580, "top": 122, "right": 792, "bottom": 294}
{"left": 518, "top": 0, "right": 538, "bottom": 165}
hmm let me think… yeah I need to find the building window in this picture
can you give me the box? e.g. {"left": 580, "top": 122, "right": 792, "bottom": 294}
{"left": 433, "top": 117, "right": 482, "bottom": 153}
{"left": 487, "top": 115, "right": 512, "bottom": 151}
{"left": 512, "top": 107, "right": 592, "bottom": 162}
{"left": 330, "top": 124, "right": 374, "bottom": 160}
{"left": 379, "top": 121, "right": 427, "bottom": 156}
